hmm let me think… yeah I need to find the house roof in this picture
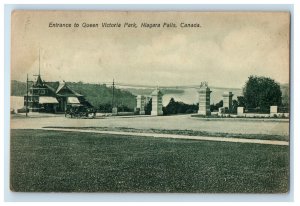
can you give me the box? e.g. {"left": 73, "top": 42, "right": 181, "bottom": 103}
{"left": 56, "top": 82, "right": 65, "bottom": 93}
{"left": 55, "top": 82, "right": 83, "bottom": 97}
{"left": 35, "top": 75, "right": 43, "bottom": 87}
{"left": 44, "top": 82, "right": 60, "bottom": 92}
{"left": 30, "top": 73, "right": 83, "bottom": 97}
{"left": 43, "top": 81, "right": 83, "bottom": 97}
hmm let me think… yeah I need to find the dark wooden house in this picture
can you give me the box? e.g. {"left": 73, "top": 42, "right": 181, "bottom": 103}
{"left": 24, "top": 74, "right": 91, "bottom": 113}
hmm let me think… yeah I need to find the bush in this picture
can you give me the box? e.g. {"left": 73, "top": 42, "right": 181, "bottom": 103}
{"left": 164, "top": 98, "right": 198, "bottom": 115}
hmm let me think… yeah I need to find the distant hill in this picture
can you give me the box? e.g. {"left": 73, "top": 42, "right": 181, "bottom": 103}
{"left": 67, "top": 82, "right": 136, "bottom": 110}
{"left": 11, "top": 80, "right": 136, "bottom": 110}
{"left": 11, "top": 80, "right": 31, "bottom": 96}
{"left": 11, "top": 80, "right": 290, "bottom": 108}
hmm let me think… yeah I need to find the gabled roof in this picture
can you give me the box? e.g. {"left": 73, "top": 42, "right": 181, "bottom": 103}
{"left": 56, "top": 82, "right": 83, "bottom": 97}
{"left": 35, "top": 75, "right": 43, "bottom": 87}
{"left": 56, "top": 82, "right": 66, "bottom": 94}
{"left": 31, "top": 72, "right": 83, "bottom": 98}
{"left": 44, "top": 82, "right": 58, "bottom": 94}
{"left": 44, "top": 82, "right": 60, "bottom": 92}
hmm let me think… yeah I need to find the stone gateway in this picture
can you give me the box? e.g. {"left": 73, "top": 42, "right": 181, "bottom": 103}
{"left": 151, "top": 88, "right": 163, "bottom": 116}
{"left": 197, "top": 82, "right": 212, "bottom": 116}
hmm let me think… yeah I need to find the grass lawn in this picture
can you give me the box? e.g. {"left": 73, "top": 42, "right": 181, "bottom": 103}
{"left": 45, "top": 126, "right": 289, "bottom": 141}
{"left": 10, "top": 129, "right": 289, "bottom": 193}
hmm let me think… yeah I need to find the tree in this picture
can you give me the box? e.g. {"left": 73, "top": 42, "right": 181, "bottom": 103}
{"left": 243, "top": 76, "right": 282, "bottom": 111}
{"left": 164, "top": 98, "right": 198, "bottom": 115}
{"left": 165, "top": 98, "right": 178, "bottom": 114}
{"left": 215, "top": 100, "right": 223, "bottom": 109}
{"left": 232, "top": 100, "right": 239, "bottom": 113}
{"left": 144, "top": 98, "right": 152, "bottom": 115}
{"left": 210, "top": 100, "right": 223, "bottom": 112}
{"left": 237, "top": 96, "right": 246, "bottom": 107}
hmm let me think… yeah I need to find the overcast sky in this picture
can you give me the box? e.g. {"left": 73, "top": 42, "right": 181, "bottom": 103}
{"left": 11, "top": 11, "right": 290, "bottom": 88}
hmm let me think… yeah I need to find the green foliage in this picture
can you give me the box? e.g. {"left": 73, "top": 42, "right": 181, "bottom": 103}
{"left": 243, "top": 76, "right": 282, "bottom": 111}
{"left": 164, "top": 98, "right": 198, "bottom": 115}
{"left": 210, "top": 100, "right": 223, "bottom": 112}
{"left": 144, "top": 98, "right": 152, "bottom": 115}
{"left": 232, "top": 100, "right": 239, "bottom": 113}
{"left": 67, "top": 82, "right": 136, "bottom": 111}
{"left": 11, "top": 80, "right": 136, "bottom": 111}
{"left": 97, "top": 103, "right": 113, "bottom": 113}
{"left": 237, "top": 96, "right": 246, "bottom": 107}
{"left": 11, "top": 80, "right": 31, "bottom": 96}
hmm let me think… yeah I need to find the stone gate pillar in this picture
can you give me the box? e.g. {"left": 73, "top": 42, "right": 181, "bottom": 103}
{"left": 222, "top": 92, "right": 234, "bottom": 112}
{"left": 151, "top": 88, "right": 163, "bottom": 116}
{"left": 198, "top": 82, "right": 212, "bottom": 116}
{"left": 136, "top": 95, "right": 146, "bottom": 115}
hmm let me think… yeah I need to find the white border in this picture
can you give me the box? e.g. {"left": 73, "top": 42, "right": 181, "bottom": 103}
{"left": 1, "top": 1, "right": 298, "bottom": 204}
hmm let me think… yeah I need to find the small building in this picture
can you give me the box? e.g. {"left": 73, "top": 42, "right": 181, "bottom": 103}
{"left": 24, "top": 74, "right": 91, "bottom": 113}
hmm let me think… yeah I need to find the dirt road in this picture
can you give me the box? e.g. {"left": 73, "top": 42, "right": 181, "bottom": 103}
{"left": 11, "top": 114, "right": 289, "bottom": 136}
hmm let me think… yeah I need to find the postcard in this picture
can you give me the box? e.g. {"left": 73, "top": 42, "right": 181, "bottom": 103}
{"left": 10, "top": 11, "right": 290, "bottom": 193}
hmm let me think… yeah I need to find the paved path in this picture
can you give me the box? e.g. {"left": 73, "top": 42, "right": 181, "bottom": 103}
{"left": 42, "top": 127, "right": 289, "bottom": 146}
{"left": 11, "top": 114, "right": 289, "bottom": 136}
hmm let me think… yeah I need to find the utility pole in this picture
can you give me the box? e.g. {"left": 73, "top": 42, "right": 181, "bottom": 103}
{"left": 111, "top": 78, "right": 118, "bottom": 115}
{"left": 39, "top": 48, "right": 40, "bottom": 76}
{"left": 112, "top": 78, "right": 115, "bottom": 108}
{"left": 26, "top": 74, "right": 28, "bottom": 117}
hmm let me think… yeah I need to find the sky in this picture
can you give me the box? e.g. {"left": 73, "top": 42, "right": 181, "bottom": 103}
{"left": 11, "top": 11, "right": 290, "bottom": 88}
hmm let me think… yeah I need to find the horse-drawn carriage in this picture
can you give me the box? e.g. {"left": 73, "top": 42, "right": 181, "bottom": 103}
{"left": 65, "top": 105, "right": 96, "bottom": 118}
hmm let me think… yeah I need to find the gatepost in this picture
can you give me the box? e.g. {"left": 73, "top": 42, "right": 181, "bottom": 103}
{"left": 222, "top": 92, "right": 234, "bottom": 113}
{"left": 151, "top": 88, "right": 163, "bottom": 116}
{"left": 198, "top": 82, "right": 212, "bottom": 116}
